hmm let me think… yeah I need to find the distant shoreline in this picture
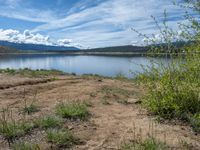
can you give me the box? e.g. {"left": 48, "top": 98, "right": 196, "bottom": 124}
{"left": 0, "top": 52, "right": 147, "bottom": 57}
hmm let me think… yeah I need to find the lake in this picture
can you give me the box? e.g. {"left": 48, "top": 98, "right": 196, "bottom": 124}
{"left": 0, "top": 54, "right": 170, "bottom": 78}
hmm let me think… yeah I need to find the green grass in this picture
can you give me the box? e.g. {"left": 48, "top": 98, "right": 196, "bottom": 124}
{"left": 101, "top": 86, "right": 132, "bottom": 97}
{"left": 0, "top": 120, "right": 34, "bottom": 144}
{"left": 55, "top": 102, "right": 89, "bottom": 120}
{"left": 0, "top": 68, "right": 65, "bottom": 77}
{"left": 101, "top": 86, "right": 133, "bottom": 105}
{"left": 120, "top": 138, "right": 168, "bottom": 150}
{"left": 46, "top": 128, "right": 79, "bottom": 148}
{"left": 34, "top": 115, "right": 63, "bottom": 129}
{"left": 21, "top": 104, "right": 40, "bottom": 115}
{"left": 11, "top": 141, "right": 41, "bottom": 150}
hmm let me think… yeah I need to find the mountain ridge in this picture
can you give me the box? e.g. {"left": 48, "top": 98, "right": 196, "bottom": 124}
{"left": 0, "top": 40, "right": 79, "bottom": 51}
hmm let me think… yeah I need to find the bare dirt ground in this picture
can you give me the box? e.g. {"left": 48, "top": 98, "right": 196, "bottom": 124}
{"left": 0, "top": 73, "right": 199, "bottom": 150}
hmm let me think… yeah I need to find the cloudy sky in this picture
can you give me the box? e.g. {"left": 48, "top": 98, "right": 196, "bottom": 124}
{"left": 0, "top": 0, "right": 188, "bottom": 48}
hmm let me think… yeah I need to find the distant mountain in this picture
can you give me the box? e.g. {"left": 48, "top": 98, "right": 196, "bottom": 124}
{"left": 0, "top": 41, "right": 79, "bottom": 51}
{"left": 0, "top": 46, "right": 21, "bottom": 53}
{"left": 85, "top": 45, "right": 148, "bottom": 52}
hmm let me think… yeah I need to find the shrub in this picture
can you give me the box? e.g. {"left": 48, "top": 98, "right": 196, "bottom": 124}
{"left": 46, "top": 128, "right": 79, "bottom": 148}
{"left": 55, "top": 102, "right": 89, "bottom": 120}
{"left": 134, "top": 0, "right": 200, "bottom": 132}
{"left": 189, "top": 113, "right": 200, "bottom": 133}
{"left": 137, "top": 60, "right": 200, "bottom": 120}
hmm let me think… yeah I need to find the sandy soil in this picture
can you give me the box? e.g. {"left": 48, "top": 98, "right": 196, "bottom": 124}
{"left": 0, "top": 73, "right": 199, "bottom": 150}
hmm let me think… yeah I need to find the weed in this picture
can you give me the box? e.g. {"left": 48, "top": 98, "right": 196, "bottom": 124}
{"left": 0, "top": 108, "right": 34, "bottom": 145}
{"left": 34, "top": 115, "right": 63, "bottom": 129}
{"left": 46, "top": 128, "right": 79, "bottom": 148}
{"left": 21, "top": 90, "right": 40, "bottom": 115}
{"left": 11, "top": 141, "right": 41, "bottom": 150}
{"left": 0, "top": 68, "right": 65, "bottom": 77}
{"left": 101, "top": 86, "right": 132, "bottom": 98}
{"left": 120, "top": 138, "right": 168, "bottom": 150}
{"left": 189, "top": 113, "right": 200, "bottom": 133}
{"left": 55, "top": 101, "right": 89, "bottom": 120}
{"left": 22, "top": 104, "right": 40, "bottom": 115}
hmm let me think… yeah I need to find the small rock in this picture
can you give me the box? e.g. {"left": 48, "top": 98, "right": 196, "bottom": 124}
{"left": 127, "top": 98, "right": 141, "bottom": 104}
{"left": 68, "top": 126, "right": 74, "bottom": 130}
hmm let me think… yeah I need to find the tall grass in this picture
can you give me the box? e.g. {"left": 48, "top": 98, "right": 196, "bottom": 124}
{"left": 120, "top": 138, "right": 168, "bottom": 150}
{"left": 55, "top": 101, "right": 89, "bottom": 120}
{"left": 46, "top": 128, "right": 79, "bottom": 148}
{"left": 0, "top": 109, "right": 34, "bottom": 145}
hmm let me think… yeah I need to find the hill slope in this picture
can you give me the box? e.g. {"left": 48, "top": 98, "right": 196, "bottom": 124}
{"left": 0, "top": 46, "right": 20, "bottom": 53}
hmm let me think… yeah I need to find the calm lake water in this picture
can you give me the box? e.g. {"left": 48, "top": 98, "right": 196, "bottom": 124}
{"left": 0, "top": 54, "right": 170, "bottom": 78}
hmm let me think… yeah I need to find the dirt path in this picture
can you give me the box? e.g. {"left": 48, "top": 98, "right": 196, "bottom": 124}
{"left": 0, "top": 73, "right": 199, "bottom": 149}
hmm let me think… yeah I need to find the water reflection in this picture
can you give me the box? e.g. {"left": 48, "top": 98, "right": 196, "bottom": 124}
{"left": 0, "top": 55, "right": 170, "bottom": 78}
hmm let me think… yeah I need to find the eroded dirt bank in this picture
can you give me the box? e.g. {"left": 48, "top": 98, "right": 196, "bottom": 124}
{"left": 0, "top": 72, "right": 199, "bottom": 150}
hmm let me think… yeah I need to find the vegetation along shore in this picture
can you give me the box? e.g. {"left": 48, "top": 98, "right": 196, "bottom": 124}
{"left": 0, "top": 68, "right": 199, "bottom": 150}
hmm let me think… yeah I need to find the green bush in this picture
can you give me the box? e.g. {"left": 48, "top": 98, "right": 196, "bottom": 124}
{"left": 134, "top": 0, "right": 200, "bottom": 132}
{"left": 46, "top": 128, "right": 79, "bottom": 148}
{"left": 55, "top": 102, "right": 89, "bottom": 120}
{"left": 137, "top": 59, "right": 200, "bottom": 120}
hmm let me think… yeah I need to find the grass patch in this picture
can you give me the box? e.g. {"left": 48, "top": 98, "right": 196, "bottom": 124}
{"left": 0, "top": 68, "right": 65, "bottom": 77}
{"left": 21, "top": 104, "right": 40, "bottom": 115}
{"left": 120, "top": 138, "right": 168, "bottom": 150}
{"left": 34, "top": 115, "right": 63, "bottom": 129}
{"left": 55, "top": 101, "right": 89, "bottom": 120}
{"left": 46, "top": 128, "right": 79, "bottom": 148}
{"left": 20, "top": 92, "right": 40, "bottom": 115}
{"left": 101, "top": 86, "right": 133, "bottom": 105}
{"left": 0, "top": 120, "right": 34, "bottom": 145}
{"left": 101, "top": 86, "right": 132, "bottom": 97}
{"left": 0, "top": 108, "right": 35, "bottom": 145}
{"left": 11, "top": 141, "right": 41, "bottom": 150}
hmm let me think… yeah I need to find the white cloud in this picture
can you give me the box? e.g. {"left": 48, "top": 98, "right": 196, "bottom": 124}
{"left": 0, "top": 29, "right": 81, "bottom": 48}
{"left": 31, "top": 0, "right": 186, "bottom": 48}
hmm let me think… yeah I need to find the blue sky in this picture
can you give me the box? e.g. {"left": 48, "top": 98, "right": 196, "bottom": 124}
{"left": 0, "top": 0, "right": 188, "bottom": 48}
